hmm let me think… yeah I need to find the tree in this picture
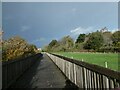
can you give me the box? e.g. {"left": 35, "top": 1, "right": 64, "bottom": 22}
{"left": 59, "top": 36, "right": 74, "bottom": 51}
{"left": 102, "top": 31, "right": 112, "bottom": 47}
{"left": 49, "top": 40, "right": 58, "bottom": 48}
{"left": 46, "top": 36, "right": 74, "bottom": 52}
{"left": 74, "top": 43, "right": 84, "bottom": 51}
{"left": 84, "top": 31, "right": 104, "bottom": 50}
{"left": 112, "top": 31, "right": 120, "bottom": 47}
{"left": 75, "top": 34, "right": 86, "bottom": 43}
{"left": 47, "top": 40, "right": 59, "bottom": 51}
{"left": 2, "top": 36, "right": 38, "bottom": 61}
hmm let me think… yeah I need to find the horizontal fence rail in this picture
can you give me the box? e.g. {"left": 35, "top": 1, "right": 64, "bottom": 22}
{"left": 2, "top": 53, "right": 43, "bottom": 89}
{"left": 47, "top": 53, "right": 120, "bottom": 89}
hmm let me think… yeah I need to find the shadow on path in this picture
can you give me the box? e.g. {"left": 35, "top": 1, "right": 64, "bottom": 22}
{"left": 10, "top": 55, "right": 42, "bottom": 88}
{"left": 9, "top": 54, "right": 79, "bottom": 89}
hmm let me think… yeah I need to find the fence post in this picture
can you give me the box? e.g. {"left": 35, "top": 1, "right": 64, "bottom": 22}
{"left": 69, "top": 62, "right": 71, "bottom": 79}
{"left": 48, "top": 53, "right": 120, "bottom": 89}
{"left": 105, "top": 62, "right": 108, "bottom": 68}
{"left": 105, "top": 62, "right": 109, "bottom": 88}
{"left": 74, "top": 64, "right": 77, "bottom": 84}
{"left": 71, "top": 56, "right": 73, "bottom": 59}
{"left": 82, "top": 59, "right": 84, "bottom": 62}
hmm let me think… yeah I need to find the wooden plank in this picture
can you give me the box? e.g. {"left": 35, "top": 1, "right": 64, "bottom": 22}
{"left": 47, "top": 53, "right": 120, "bottom": 89}
{"left": 51, "top": 53, "right": 120, "bottom": 81}
{"left": 2, "top": 53, "right": 42, "bottom": 88}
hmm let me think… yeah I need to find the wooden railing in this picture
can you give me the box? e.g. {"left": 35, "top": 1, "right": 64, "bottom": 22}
{"left": 2, "top": 53, "right": 43, "bottom": 89}
{"left": 47, "top": 53, "right": 120, "bottom": 89}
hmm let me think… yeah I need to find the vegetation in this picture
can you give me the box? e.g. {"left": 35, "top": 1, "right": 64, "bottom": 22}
{"left": 112, "top": 31, "right": 120, "bottom": 47}
{"left": 2, "top": 36, "right": 39, "bottom": 61}
{"left": 75, "top": 34, "right": 85, "bottom": 43}
{"left": 43, "top": 27, "right": 119, "bottom": 71}
{"left": 44, "top": 36, "right": 74, "bottom": 52}
{"left": 43, "top": 27, "right": 120, "bottom": 53}
{"left": 84, "top": 31, "right": 104, "bottom": 50}
{"left": 55, "top": 52, "right": 119, "bottom": 71}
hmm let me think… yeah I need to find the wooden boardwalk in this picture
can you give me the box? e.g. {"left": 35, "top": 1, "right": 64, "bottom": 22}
{"left": 10, "top": 54, "right": 77, "bottom": 89}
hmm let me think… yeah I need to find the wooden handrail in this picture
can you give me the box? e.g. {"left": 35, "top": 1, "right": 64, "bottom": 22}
{"left": 2, "top": 53, "right": 43, "bottom": 88}
{"left": 51, "top": 53, "right": 120, "bottom": 82}
{"left": 2, "top": 53, "right": 41, "bottom": 65}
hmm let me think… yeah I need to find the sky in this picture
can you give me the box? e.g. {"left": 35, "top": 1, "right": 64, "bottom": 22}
{"left": 2, "top": 2, "right": 118, "bottom": 48}
{"left": 0, "top": 2, "right": 1, "bottom": 28}
{"left": 2, "top": 0, "right": 119, "bottom": 2}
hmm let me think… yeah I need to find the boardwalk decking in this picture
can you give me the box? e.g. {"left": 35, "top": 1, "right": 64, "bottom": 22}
{"left": 10, "top": 54, "right": 67, "bottom": 88}
{"left": 6, "top": 53, "right": 120, "bottom": 89}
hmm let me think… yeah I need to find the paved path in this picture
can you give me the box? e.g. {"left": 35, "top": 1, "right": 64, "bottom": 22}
{"left": 10, "top": 54, "right": 67, "bottom": 88}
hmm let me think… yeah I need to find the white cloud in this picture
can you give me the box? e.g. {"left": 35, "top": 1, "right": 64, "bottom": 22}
{"left": 70, "top": 26, "right": 95, "bottom": 36}
{"left": 109, "top": 29, "right": 119, "bottom": 33}
{"left": 21, "top": 26, "right": 30, "bottom": 32}
{"left": 70, "top": 27, "right": 119, "bottom": 36}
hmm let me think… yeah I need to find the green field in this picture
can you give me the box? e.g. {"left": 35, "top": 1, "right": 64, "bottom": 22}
{"left": 54, "top": 52, "right": 119, "bottom": 71}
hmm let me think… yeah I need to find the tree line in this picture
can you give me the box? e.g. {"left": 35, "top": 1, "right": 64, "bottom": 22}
{"left": 2, "top": 36, "right": 39, "bottom": 61}
{"left": 43, "top": 27, "right": 120, "bottom": 52}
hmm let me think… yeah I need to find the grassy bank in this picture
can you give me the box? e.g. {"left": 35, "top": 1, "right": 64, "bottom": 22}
{"left": 54, "top": 52, "right": 119, "bottom": 71}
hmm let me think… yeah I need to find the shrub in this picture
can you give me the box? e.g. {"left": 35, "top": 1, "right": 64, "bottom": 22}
{"left": 2, "top": 36, "right": 38, "bottom": 61}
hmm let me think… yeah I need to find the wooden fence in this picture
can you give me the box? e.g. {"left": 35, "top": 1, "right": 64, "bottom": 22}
{"left": 47, "top": 53, "right": 120, "bottom": 89}
{"left": 2, "top": 53, "right": 43, "bottom": 89}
